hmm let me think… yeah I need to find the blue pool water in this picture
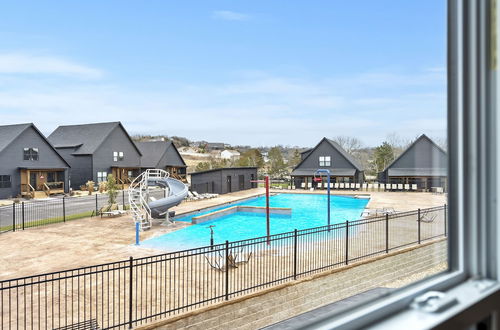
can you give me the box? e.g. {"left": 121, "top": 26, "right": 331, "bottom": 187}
{"left": 142, "top": 193, "right": 369, "bottom": 251}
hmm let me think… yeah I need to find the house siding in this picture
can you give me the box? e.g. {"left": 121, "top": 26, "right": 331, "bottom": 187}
{"left": 54, "top": 148, "right": 92, "bottom": 189}
{"left": 0, "top": 126, "right": 69, "bottom": 198}
{"left": 92, "top": 125, "right": 142, "bottom": 182}
{"left": 190, "top": 168, "right": 257, "bottom": 194}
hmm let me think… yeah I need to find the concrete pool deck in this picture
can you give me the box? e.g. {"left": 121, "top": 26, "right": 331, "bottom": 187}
{"left": 0, "top": 188, "right": 446, "bottom": 280}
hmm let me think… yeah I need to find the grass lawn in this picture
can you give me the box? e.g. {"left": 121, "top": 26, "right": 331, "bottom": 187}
{"left": 1, "top": 210, "right": 95, "bottom": 232}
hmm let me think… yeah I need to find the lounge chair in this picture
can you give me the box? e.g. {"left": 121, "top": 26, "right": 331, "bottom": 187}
{"left": 355, "top": 183, "right": 361, "bottom": 190}
{"left": 420, "top": 210, "right": 437, "bottom": 223}
{"left": 367, "top": 183, "right": 373, "bottom": 191}
{"left": 232, "top": 249, "right": 253, "bottom": 265}
{"left": 317, "top": 182, "right": 323, "bottom": 189}
{"left": 411, "top": 184, "right": 418, "bottom": 191}
{"left": 301, "top": 182, "right": 306, "bottom": 189}
{"left": 397, "top": 184, "right": 403, "bottom": 190}
{"left": 329, "top": 182, "right": 334, "bottom": 189}
{"left": 334, "top": 183, "right": 339, "bottom": 189}
{"left": 392, "top": 184, "right": 398, "bottom": 190}
{"left": 404, "top": 184, "right": 410, "bottom": 191}
{"left": 205, "top": 253, "right": 228, "bottom": 271}
{"left": 379, "top": 183, "right": 385, "bottom": 191}
{"left": 362, "top": 183, "right": 367, "bottom": 191}
{"left": 307, "top": 182, "right": 312, "bottom": 189}
{"left": 339, "top": 183, "right": 345, "bottom": 189}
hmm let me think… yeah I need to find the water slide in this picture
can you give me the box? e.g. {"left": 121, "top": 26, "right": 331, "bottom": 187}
{"left": 129, "top": 169, "right": 188, "bottom": 230}
{"left": 147, "top": 176, "right": 188, "bottom": 218}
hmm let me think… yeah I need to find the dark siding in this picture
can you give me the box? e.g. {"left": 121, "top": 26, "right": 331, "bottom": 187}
{"left": 55, "top": 148, "right": 92, "bottom": 189}
{"left": 296, "top": 140, "right": 357, "bottom": 171}
{"left": 389, "top": 138, "right": 447, "bottom": 171}
{"left": 92, "top": 125, "right": 142, "bottom": 182}
{"left": 0, "top": 126, "right": 69, "bottom": 198}
{"left": 190, "top": 168, "right": 258, "bottom": 194}
{"left": 157, "top": 145, "right": 186, "bottom": 168}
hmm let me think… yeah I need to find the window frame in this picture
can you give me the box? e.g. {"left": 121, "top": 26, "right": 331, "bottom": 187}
{"left": 23, "top": 147, "right": 39, "bottom": 161}
{"left": 302, "top": 1, "right": 500, "bottom": 328}
{"left": 0, "top": 175, "right": 11, "bottom": 188}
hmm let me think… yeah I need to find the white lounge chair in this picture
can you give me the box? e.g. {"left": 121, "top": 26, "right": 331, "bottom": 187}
{"left": 317, "top": 182, "right": 322, "bottom": 189}
{"left": 404, "top": 184, "right": 410, "bottom": 190}
{"left": 307, "top": 182, "right": 312, "bottom": 189}
{"left": 379, "top": 184, "right": 385, "bottom": 191}
{"left": 397, "top": 184, "right": 403, "bottom": 190}
{"left": 362, "top": 183, "right": 367, "bottom": 191}
{"left": 350, "top": 183, "right": 355, "bottom": 189}
{"left": 339, "top": 183, "right": 345, "bottom": 189}
{"left": 355, "top": 183, "right": 361, "bottom": 190}
{"left": 329, "top": 182, "right": 334, "bottom": 189}
{"left": 392, "top": 184, "right": 398, "bottom": 190}
{"left": 412, "top": 184, "right": 418, "bottom": 190}
{"left": 334, "top": 183, "right": 339, "bottom": 189}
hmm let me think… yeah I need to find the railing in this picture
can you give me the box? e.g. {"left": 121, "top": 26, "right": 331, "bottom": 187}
{"left": 0, "top": 205, "right": 447, "bottom": 329}
{"left": 0, "top": 189, "right": 167, "bottom": 233}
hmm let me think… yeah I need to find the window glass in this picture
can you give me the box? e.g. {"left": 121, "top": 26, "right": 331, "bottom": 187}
{"left": 23, "top": 147, "right": 39, "bottom": 161}
{"left": 0, "top": 175, "right": 11, "bottom": 188}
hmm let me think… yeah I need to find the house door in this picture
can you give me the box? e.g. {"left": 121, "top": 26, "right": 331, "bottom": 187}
{"left": 238, "top": 175, "right": 245, "bottom": 190}
{"left": 226, "top": 176, "right": 232, "bottom": 193}
{"left": 30, "top": 172, "right": 37, "bottom": 189}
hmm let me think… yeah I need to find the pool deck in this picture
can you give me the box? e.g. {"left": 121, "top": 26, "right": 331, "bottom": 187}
{"left": 0, "top": 188, "right": 446, "bottom": 279}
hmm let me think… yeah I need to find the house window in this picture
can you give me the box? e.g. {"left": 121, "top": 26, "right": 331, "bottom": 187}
{"left": 97, "top": 172, "right": 107, "bottom": 183}
{"left": 0, "top": 175, "right": 11, "bottom": 188}
{"left": 23, "top": 148, "right": 39, "bottom": 161}
{"left": 319, "top": 156, "right": 331, "bottom": 167}
{"left": 113, "top": 151, "right": 124, "bottom": 161}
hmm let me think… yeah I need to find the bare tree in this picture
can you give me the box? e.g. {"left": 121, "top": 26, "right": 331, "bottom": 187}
{"left": 331, "top": 136, "right": 363, "bottom": 155}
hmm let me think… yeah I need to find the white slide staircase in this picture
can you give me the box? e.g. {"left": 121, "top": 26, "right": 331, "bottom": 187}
{"left": 128, "top": 169, "right": 188, "bottom": 231}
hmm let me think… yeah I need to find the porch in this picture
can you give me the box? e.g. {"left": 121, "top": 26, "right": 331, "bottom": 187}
{"left": 166, "top": 166, "right": 187, "bottom": 182}
{"left": 19, "top": 168, "right": 66, "bottom": 199}
{"left": 111, "top": 167, "right": 141, "bottom": 189}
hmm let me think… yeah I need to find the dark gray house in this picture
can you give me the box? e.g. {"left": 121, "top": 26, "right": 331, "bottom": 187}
{"left": 48, "top": 122, "right": 142, "bottom": 189}
{"left": 291, "top": 137, "right": 364, "bottom": 188}
{"left": 190, "top": 167, "right": 258, "bottom": 194}
{"left": 0, "top": 123, "right": 70, "bottom": 199}
{"left": 380, "top": 134, "right": 447, "bottom": 191}
{"left": 136, "top": 141, "right": 187, "bottom": 181}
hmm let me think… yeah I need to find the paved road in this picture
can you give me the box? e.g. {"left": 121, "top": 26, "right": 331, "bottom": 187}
{"left": 0, "top": 189, "right": 166, "bottom": 232}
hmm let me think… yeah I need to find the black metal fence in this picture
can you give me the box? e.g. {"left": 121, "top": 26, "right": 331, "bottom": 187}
{"left": 0, "top": 189, "right": 166, "bottom": 233}
{"left": 0, "top": 205, "right": 447, "bottom": 329}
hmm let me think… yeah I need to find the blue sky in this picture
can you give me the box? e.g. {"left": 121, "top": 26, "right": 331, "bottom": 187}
{"left": 0, "top": 1, "right": 446, "bottom": 147}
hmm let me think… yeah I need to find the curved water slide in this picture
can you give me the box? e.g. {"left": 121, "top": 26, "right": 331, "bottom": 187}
{"left": 129, "top": 169, "right": 188, "bottom": 230}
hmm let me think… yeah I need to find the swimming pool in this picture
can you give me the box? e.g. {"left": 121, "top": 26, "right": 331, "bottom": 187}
{"left": 142, "top": 193, "right": 369, "bottom": 251}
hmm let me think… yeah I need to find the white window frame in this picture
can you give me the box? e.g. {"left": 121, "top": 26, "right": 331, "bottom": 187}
{"left": 97, "top": 171, "right": 107, "bottom": 183}
{"left": 319, "top": 156, "right": 331, "bottom": 167}
{"left": 302, "top": 1, "right": 500, "bottom": 329}
{"left": 113, "top": 151, "right": 118, "bottom": 162}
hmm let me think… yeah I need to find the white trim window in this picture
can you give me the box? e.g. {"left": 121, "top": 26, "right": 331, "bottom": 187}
{"left": 97, "top": 171, "right": 107, "bottom": 183}
{"left": 319, "top": 156, "right": 331, "bottom": 167}
{"left": 113, "top": 151, "right": 124, "bottom": 162}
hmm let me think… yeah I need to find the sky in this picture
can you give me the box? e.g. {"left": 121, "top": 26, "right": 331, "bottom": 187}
{"left": 0, "top": 1, "right": 446, "bottom": 148}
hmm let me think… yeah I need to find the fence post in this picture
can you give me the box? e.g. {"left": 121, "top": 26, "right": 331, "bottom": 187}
{"left": 95, "top": 194, "right": 98, "bottom": 215}
{"left": 128, "top": 256, "right": 133, "bottom": 329}
{"left": 345, "top": 221, "right": 349, "bottom": 265}
{"left": 12, "top": 203, "right": 15, "bottom": 232}
{"left": 385, "top": 213, "right": 389, "bottom": 253}
{"left": 63, "top": 197, "right": 66, "bottom": 222}
{"left": 122, "top": 190, "right": 125, "bottom": 206}
{"left": 444, "top": 204, "right": 447, "bottom": 237}
{"left": 225, "top": 240, "right": 230, "bottom": 300}
{"left": 22, "top": 202, "right": 25, "bottom": 230}
{"left": 293, "top": 229, "right": 298, "bottom": 280}
{"left": 418, "top": 208, "right": 421, "bottom": 244}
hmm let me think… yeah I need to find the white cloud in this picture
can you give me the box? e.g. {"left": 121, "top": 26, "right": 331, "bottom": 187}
{"left": 0, "top": 61, "right": 446, "bottom": 147}
{"left": 0, "top": 53, "right": 103, "bottom": 79}
{"left": 212, "top": 10, "right": 251, "bottom": 21}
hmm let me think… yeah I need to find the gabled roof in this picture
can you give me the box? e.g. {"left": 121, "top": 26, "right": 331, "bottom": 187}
{"left": 136, "top": 141, "right": 186, "bottom": 168}
{"left": 384, "top": 134, "right": 447, "bottom": 174}
{"left": 292, "top": 137, "right": 363, "bottom": 173}
{"left": 0, "top": 123, "right": 70, "bottom": 167}
{"left": 222, "top": 149, "right": 240, "bottom": 155}
{"left": 48, "top": 122, "right": 142, "bottom": 156}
